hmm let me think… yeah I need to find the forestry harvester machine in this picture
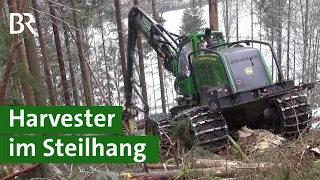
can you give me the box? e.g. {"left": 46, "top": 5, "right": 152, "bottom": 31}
{"left": 122, "top": 6, "right": 316, "bottom": 153}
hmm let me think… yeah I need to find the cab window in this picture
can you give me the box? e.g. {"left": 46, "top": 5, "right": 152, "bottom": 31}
{"left": 178, "top": 41, "right": 193, "bottom": 80}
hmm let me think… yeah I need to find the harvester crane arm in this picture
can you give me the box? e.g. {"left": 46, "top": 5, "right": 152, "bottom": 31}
{"left": 123, "top": 6, "right": 182, "bottom": 122}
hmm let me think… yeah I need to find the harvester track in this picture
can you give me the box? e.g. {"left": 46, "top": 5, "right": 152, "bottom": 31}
{"left": 172, "top": 107, "right": 229, "bottom": 152}
{"left": 273, "top": 93, "right": 312, "bottom": 139}
{"left": 145, "top": 113, "right": 173, "bottom": 156}
{"left": 145, "top": 107, "right": 230, "bottom": 156}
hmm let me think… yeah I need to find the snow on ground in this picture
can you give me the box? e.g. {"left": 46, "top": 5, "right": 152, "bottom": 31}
{"left": 311, "top": 108, "right": 320, "bottom": 130}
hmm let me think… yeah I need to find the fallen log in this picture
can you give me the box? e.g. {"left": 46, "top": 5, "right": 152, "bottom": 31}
{"left": 192, "top": 159, "right": 242, "bottom": 168}
{"left": 2, "top": 164, "right": 42, "bottom": 180}
{"left": 122, "top": 167, "right": 236, "bottom": 180}
{"left": 145, "top": 164, "right": 176, "bottom": 170}
{"left": 146, "top": 159, "right": 276, "bottom": 170}
{"left": 192, "top": 159, "right": 276, "bottom": 169}
{"left": 144, "top": 159, "right": 241, "bottom": 170}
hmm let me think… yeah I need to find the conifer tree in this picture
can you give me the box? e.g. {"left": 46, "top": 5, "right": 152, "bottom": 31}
{"left": 179, "top": 0, "right": 206, "bottom": 35}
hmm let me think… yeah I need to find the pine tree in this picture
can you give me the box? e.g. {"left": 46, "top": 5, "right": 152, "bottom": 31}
{"left": 179, "top": 0, "right": 206, "bottom": 35}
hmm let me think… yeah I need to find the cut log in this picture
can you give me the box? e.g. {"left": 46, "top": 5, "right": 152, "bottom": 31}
{"left": 192, "top": 159, "right": 242, "bottom": 168}
{"left": 145, "top": 164, "right": 176, "bottom": 170}
{"left": 122, "top": 167, "right": 235, "bottom": 179}
{"left": 145, "top": 159, "right": 277, "bottom": 170}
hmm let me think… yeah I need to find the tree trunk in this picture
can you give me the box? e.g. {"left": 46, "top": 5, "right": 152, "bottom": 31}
{"left": 99, "top": 10, "right": 113, "bottom": 105}
{"left": 151, "top": 0, "right": 167, "bottom": 113}
{"left": 16, "top": 44, "right": 36, "bottom": 106}
{"left": 208, "top": 0, "right": 219, "bottom": 31}
{"left": 293, "top": 13, "right": 297, "bottom": 82}
{"left": 7, "top": 0, "right": 35, "bottom": 106}
{"left": 251, "top": 0, "right": 253, "bottom": 43}
{"left": 62, "top": 22, "right": 80, "bottom": 106}
{"left": 150, "top": 58, "right": 157, "bottom": 113}
{"left": 71, "top": 0, "right": 93, "bottom": 106}
{"left": 21, "top": 1, "right": 47, "bottom": 106}
{"left": 236, "top": 0, "right": 239, "bottom": 41}
{"left": 114, "top": 0, "right": 127, "bottom": 86}
{"left": 0, "top": 35, "right": 21, "bottom": 105}
{"left": 301, "top": 0, "right": 309, "bottom": 82}
{"left": 276, "top": 0, "right": 283, "bottom": 81}
{"left": 157, "top": 56, "right": 167, "bottom": 113}
{"left": 33, "top": 0, "right": 56, "bottom": 106}
{"left": 122, "top": 167, "right": 236, "bottom": 179}
{"left": 48, "top": 0, "right": 72, "bottom": 106}
{"left": 259, "top": 4, "right": 262, "bottom": 50}
{"left": 135, "top": 0, "right": 149, "bottom": 115}
{"left": 313, "top": 32, "right": 319, "bottom": 83}
{"left": 0, "top": 0, "right": 4, "bottom": 16}
{"left": 1, "top": 4, "right": 7, "bottom": 22}
{"left": 271, "top": 0, "right": 274, "bottom": 80}
{"left": 306, "top": 34, "right": 312, "bottom": 83}
{"left": 82, "top": 25, "right": 95, "bottom": 105}
{"left": 225, "top": 0, "right": 229, "bottom": 42}
{"left": 286, "top": 0, "right": 291, "bottom": 80}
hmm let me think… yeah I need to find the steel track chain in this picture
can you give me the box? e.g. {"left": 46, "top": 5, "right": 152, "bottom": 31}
{"left": 172, "top": 107, "right": 229, "bottom": 152}
{"left": 273, "top": 93, "right": 312, "bottom": 139}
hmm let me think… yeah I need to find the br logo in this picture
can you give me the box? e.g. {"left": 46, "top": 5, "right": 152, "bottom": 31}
{"left": 9, "top": 13, "right": 36, "bottom": 35}
{"left": 245, "top": 67, "right": 253, "bottom": 75}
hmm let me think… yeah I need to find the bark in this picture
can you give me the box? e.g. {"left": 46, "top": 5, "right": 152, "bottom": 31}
{"left": 62, "top": 18, "right": 80, "bottom": 106}
{"left": 134, "top": 0, "right": 150, "bottom": 116}
{"left": 225, "top": 0, "right": 229, "bottom": 42}
{"left": 16, "top": 43, "right": 36, "bottom": 105}
{"left": 0, "top": 0, "right": 4, "bottom": 15}
{"left": 71, "top": 0, "right": 93, "bottom": 106}
{"left": 2, "top": 164, "right": 41, "bottom": 180}
{"left": 21, "top": 1, "right": 47, "bottom": 106}
{"left": 72, "top": 0, "right": 93, "bottom": 106}
{"left": 136, "top": 0, "right": 149, "bottom": 115}
{"left": 145, "top": 159, "right": 242, "bottom": 170}
{"left": 114, "top": 0, "right": 127, "bottom": 84}
{"left": 2, "top": 5, "right": 7, "bottom": 22}
{"left": 276, "top": 0, "right": 283, "bottom": 81}
{"left": 150, "top": 59, "right": 157, "bottom": 113}
{"left": 157, "top": 57, "right": 167, "bottom": 113}
{"left": 259, "top": 4, "right": 262, "bottom": 50}
{"left": 122, "top": 167, "right": 235, "bottom": 179}
{"left": 293, "top": 13, "right": 297, "bottom": 82}
{"left": 151, "top": 0, "right": 166, "bottom": 113}
{"left": 7, "top": 0, "right": 35, "bottom": 106}
{"left": 286, "top": 0, "right": 291, "bottom": 80}
{"left": 93, "top": 36, "right": 100, "bottom": 81}
{"left": 33, "top": 0, "right": 56, "bottom": 106}
{"left": 208, "top": 0, "right": 219, "bottom": 31}
{"left": 48, "top": 0, "right": 71, "bottom": 106}
{"left": 313, "top": 32, "right": 319, "bottom": 83}
{"left": 300, "top": 0, "right": 309, "bottom": 82}
{"left": 82, "top": 25, "right": 95, "bottom": 105}
{"left": 307, "top": 34, "right": 312, "bottom": 83}
{"left": 236, "top": 0, "right": 239, "bottom": 41}
{"left": 84, "top": 57, "right": 109, "bottom": 105}
{"left": 99, "top": 10, "right": 112, "bottom": 105}
{"left": 251, "top": 0, "right": 253, "bottom": 42}
{"left": 0, "top": 35, "right": 22, "bottom": 105}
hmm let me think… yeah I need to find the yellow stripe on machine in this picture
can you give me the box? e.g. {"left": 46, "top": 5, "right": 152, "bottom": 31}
{"left": 195, "top": 56, "right": 217, "bottom": 62}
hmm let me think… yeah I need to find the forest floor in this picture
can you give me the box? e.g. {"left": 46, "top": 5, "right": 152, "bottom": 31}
{"left": 1, "top": 128, "right": 320, "bottom": 180}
